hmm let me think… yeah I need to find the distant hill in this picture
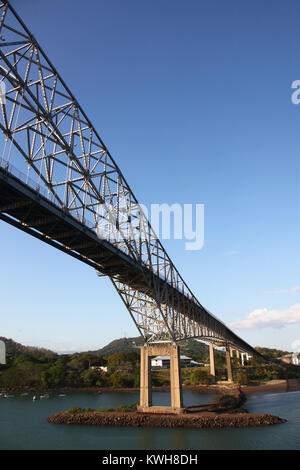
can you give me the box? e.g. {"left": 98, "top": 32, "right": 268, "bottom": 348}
{"left": 87, "top": 336, "right": 209, "bottom": 359}
{"left": 88, "top": 337, "right": 297, "bottom": 361}
{"left": 87, "top": 336, "right": 144, "bottom": 357}
{"left": 0, "top": 336, "right": 56, "bottom": 358}
{"left": 1, "top": 335, "right": 293, "bottom": 362}
{"left": 255, "top": 347, "right": 291, "bottom": 359}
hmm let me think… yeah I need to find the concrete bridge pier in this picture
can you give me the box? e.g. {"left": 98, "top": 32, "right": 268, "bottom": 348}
{"left": 138, "top": 344, "right": 184, "bottom": 414}
{"left": 225, "top": 346, "right": 233, "bottom": 383}
{"left": 209, "top": 343, "right": 216, "bottom": 383}
{"left": 241, "top": 352, "right": 252, "bottom": 366}
{"left": 231, "top": 348, "right": 241, "bottom": 361}
{"left": 209, "top": 343, "right": 234, "bottom": 383}
{"left": 139, "top": 345, "right": 152, "bottom": 408}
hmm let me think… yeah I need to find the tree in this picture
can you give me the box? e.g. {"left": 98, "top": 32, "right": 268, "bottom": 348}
{"left": 190, "top": 369, "right": 210, "bottom": 385}
{"left": 41, "top": 364, "right": 66, "bottom": 387}
{"left": 67, "top": 354, "right": 90, "bottom": 372}
{"left": 82, "top": 369, "right": 103, "bottom": 387}
{"left": 106, "top": 352, "right": 139, "bottom": 370}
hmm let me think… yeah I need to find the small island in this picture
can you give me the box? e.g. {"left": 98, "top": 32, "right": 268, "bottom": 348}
{"left": 47, "top": 388, "right": 287, "bottom": 429}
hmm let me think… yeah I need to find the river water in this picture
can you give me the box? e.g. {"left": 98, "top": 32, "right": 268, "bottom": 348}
{"left": 0, "top": 389, "right": 299, "bottom": 450}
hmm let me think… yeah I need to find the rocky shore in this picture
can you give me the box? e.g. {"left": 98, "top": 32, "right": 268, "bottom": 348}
{"left": 47, "top": 410, "right": 286, "bottom": 428}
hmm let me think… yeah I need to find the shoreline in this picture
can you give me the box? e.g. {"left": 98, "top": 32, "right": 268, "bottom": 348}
{"left": 242, "top": 379, "right": 300, "bottom": 396}
{"left": 0, "top": 384, "right": 222, "bottom": 394}
{"left": 2, "top": 379, "right": 300, "bottom": 396}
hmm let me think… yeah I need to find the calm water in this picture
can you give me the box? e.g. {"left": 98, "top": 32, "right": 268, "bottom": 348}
{"left": 0, "top": 389, "right": 299, "bottom": 450}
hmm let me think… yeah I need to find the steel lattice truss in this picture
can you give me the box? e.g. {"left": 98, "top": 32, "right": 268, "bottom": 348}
{"left": 0, "top": 0, "right": 259, "bottom": 355}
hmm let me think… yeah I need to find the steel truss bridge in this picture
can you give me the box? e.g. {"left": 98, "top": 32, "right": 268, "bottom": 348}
{"left": 0, "top": 0, "right": 260, "bottom": 357}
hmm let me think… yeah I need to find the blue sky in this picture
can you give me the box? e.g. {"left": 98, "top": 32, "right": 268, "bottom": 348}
{"left": 1, "top": 0, "right": 300, "bottom": 352}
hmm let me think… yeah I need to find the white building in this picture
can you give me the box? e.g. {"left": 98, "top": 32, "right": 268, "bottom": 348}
{"left": 293, "top": 353, "right": 300, "bottom": 366}
{"left": 280, "top": 353, "right": 299, "bottom": 366}
{"left": 241, "top": 353, "right": 252, "bottom": 366}
{"left": 151, "top": 355, "right": 192, "bottom": 369}
{"left": 90, "top": 365, "right": 108, "bottom": 372}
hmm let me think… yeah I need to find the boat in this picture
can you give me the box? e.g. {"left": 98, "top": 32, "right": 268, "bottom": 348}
{"left": 32, "top": 395, "right": 37, "bottom": 401}
{"left": 58, "top": 394, "right": 67, "bottom": 397}
{"left": 40, "top": 394, "right": 49, "bottom": 399}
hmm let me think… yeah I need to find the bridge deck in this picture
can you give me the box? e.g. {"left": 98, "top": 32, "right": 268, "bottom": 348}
{"left": 0, "top": 166, "right": 144, "bottom": 278}
{"left": 0, "top": 166, "right": 260, "bottom": 356}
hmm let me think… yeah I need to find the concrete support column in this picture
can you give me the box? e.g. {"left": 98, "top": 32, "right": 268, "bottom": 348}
{"left": 139, "top": 344, "right": 184, "bottom": 413}
{"left": 241, "top": 352, "right": 246, "bottom": 366}
{"left": 170, "top": 345, "right": 183, "bottom": 410}
{"left": 225, "top": 347, "right": 233, "bottom": 383}
{"left": 139, "top": 346, "right": 152, "bottom": 408}
{"left": 209, "top": 343, "right": 216, "bottom": 383}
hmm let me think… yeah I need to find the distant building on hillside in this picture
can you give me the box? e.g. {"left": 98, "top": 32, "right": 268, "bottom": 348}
{"left": 191, "top": 360, "right": 206, "bottom": 367}
{"left": 151, "top": 355, "right": 198, "bottom": 369}
{"left": 279, "top": 353, "right": 299, "bottom": 366}
{"left": 89, "top": 365, "right": 108, "bottom": 372}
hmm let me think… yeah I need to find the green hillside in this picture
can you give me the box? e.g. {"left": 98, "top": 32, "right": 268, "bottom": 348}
{"left": 0, "top": 336, "right": 56, "bottom": 358}
{"left": 255, "top": 347, "right": 291, "bottom": 358}
{"left": 1, "top": 335, "right": 295, "bottom": 362}
{"left": 87, "top": 336, "right": 144, "bottom": 357}
{"left": 1, "top": 336, "right": 299, "bottom": 390}
{"left": 88, "top": 336, "right": 209, "bottom": 359}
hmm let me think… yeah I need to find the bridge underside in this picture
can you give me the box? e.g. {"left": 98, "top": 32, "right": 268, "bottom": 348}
{"left": 0, "top": 166, "right": 144, "bottom": 279}
{"left": 0, "top": 165, "right": 260, "bottom": 356}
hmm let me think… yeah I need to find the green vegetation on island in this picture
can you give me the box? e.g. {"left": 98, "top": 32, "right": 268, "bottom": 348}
{"left": 67, "top": 403, "right": 139, "bottom": 414}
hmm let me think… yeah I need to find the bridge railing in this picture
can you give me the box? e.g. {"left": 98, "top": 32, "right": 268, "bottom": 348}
{"left": 0, "top": 158, "right": 96, "bottom": 232}
{"left": 0, "top": 158, "right": 57, "bottom": 204}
